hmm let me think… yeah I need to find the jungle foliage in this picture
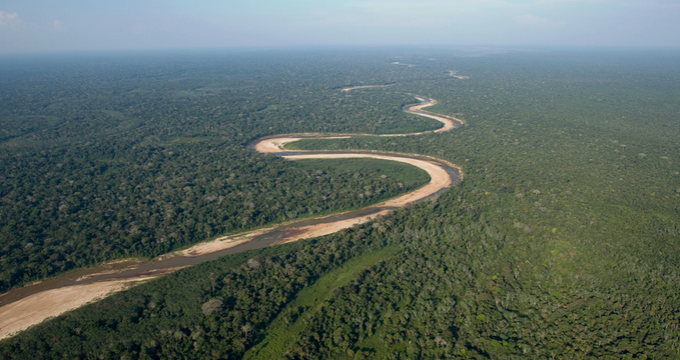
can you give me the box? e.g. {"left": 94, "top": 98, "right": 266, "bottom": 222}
{"left": 0, "top": 51, "right": 435, "bottom": 292}
{"left": 1, "top": 48, "right": 680, "bottom": 358}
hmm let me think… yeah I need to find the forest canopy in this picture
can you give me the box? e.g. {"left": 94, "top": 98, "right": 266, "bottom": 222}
{"left": 1, "top": 48, "right": 679, "bottom": 358}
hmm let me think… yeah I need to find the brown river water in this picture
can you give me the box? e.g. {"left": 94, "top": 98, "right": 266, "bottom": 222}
{"left": 0, "top": 95, "right": 463, "bottom": 339}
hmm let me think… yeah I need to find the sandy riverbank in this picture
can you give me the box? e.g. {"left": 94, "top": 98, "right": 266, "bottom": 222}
{"left": 0, "top": 93, "right": 462, "bottom": 341}
{"left": 284, "top": 153, "right": 451, "bottom": 208}
{"left": 0, "top": 278, "right": 153, "bottom": 340}
{"left": 253, "top": 96, "right": 462, "bottom": 154}
{"left": 445, "top": 70, "right": 470, "bottom": 79}
{"left": 275, "top": 153, "right": 452, "bottom": 243}
{"left": 392, "top": 62, "right": 416, "bottom": 67}
{"left": 169, "top": 152, "right": 452, "bottom": 256}
{"left": 177, "top": 227, "right": 276, "bottom": 257}
{"left": 340, "top": 84, "right": 394, "bottom": 92}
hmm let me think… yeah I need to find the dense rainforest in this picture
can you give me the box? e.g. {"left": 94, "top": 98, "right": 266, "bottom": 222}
{"left": 1, "top": 48, "right": 680, "bottom": 358}
{"left": 0, "top": 51, "right": 437, "bottom": 292}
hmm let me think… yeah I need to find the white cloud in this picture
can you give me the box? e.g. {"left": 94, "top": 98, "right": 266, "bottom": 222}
{"left": 0, "top": 11, "right": 21, "bottom": 27}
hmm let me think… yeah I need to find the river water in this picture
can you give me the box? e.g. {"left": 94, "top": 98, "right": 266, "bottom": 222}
{"left": 0, "top": 95, "right": 461, "bottom": 316}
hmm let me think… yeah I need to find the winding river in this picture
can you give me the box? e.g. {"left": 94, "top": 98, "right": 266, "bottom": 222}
{"left": 0, "top": 93, "right": 463, "bottom": 340}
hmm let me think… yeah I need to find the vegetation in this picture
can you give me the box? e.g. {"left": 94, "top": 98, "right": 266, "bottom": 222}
{"left": 0, "top": 51, "right": 435, "bottom": 292}
{"left": 1, "top": 48, "right": 680, "bottom": 358}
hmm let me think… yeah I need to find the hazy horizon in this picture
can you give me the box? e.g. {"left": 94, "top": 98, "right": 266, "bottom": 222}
{"left": 1, "top": 0, "right": 679, "bottom": 54}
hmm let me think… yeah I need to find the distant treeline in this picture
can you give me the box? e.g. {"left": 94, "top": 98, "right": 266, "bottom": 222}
{"left": 1, "top": 49, "right": 680, "bottom": 358}
{"left": 0, "top": 51, "right": 440, "bottom": 292}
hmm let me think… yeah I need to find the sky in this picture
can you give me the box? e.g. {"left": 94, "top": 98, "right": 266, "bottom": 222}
{"left": 0, "top": 0, "right": 679, "bottom": 53}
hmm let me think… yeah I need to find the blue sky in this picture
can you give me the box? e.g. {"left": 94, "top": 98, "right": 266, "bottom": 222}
{"left": 1, "top": 0, "right": 678, "bottom": 53}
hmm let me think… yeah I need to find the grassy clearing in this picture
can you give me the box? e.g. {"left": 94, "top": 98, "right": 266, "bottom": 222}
{"left": 243, "top": 245, "right": 401, "bottom": 359}
{"left": 257, "top": 104, "right": 279, "bottom": 112}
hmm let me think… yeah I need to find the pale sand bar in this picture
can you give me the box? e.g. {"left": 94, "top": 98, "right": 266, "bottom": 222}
{"left": 0, "top": 94, "right": 463, "bottom": 340}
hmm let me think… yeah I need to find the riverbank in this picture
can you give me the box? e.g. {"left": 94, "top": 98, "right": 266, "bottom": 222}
{"left": 0, "top": 93, "right": 462, "bottom": 341}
